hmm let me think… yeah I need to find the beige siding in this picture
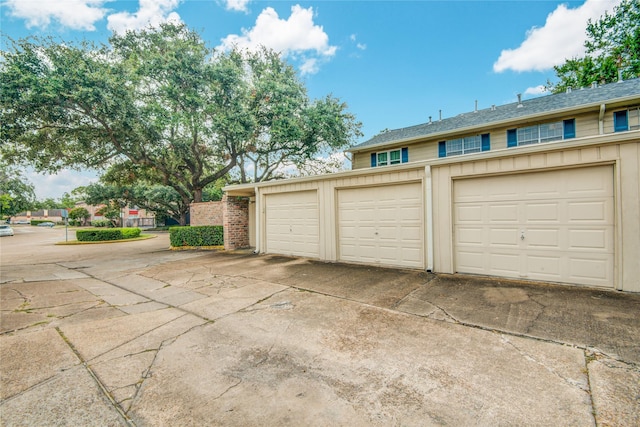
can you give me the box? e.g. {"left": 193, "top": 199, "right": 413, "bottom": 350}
{"left": 575, "top": 111, "right": 600, "bottom": 137}
{"left": 353, "top": 152, "right": 370, "bottom": 169}
{"left": 406, "top": 141, "right": 438, "bottom": 163}
{"left": 619, "top": 142, "right": 640, "bottom": 289}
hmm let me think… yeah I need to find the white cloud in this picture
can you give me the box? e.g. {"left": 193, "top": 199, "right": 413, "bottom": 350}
{"left": 4, "top": 0, "right": 109, "bottom": 31}
{"left": 219, "top": 5, "right": 337, "bottom": 75}
{"left": 107, "top": 0, "right": 182, "bottom": 34}
{"left": 26, "top": 169, "right": 98, "bottom": 200}
{"left": 524, "top": 85, "right": 548, "bottom": 96}
{"left": 350, "top": 34, "right": 366, "bottom": 51}
{"left": 493, "top": 0, "right": 620, "bottom": 73}
{"left": 225, "top": 0, "right": 250, "bottom": 13}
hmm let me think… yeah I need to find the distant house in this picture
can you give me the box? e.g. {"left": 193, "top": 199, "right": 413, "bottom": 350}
{"left": 12, "top": 203, "right": 155, "bottom": 227}
{"left": 11, "top": 209, "right": 66, "bottom": 224}
{"left": 222, "top": 78, "right": 640, "bottom": 292}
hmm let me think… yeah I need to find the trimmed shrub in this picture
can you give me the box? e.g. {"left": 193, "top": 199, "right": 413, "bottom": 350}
{"left": 121, "top": 228, "right": 141, "bottom": 239}
{"left": 91, "top": 219, "right": 111, "bottom": 227}
{"left": 170, "top": 225, "right": 223, "bottom": 247}
{"left": 76, "top": 227, "right": 141, "bottom": 242}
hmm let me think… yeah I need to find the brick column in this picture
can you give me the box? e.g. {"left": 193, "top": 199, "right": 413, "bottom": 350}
{"left": 223, "top": 194, "right": 250, "bottom": 250}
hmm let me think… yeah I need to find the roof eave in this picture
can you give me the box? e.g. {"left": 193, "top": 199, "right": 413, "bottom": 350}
{"left": 348, "top": 93, "right": 640, "bottom": 154}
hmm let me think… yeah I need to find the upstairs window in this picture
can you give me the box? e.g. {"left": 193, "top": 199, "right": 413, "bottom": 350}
{"left": 370, "top": 147, "right": 408, "bottom": 167}
{"left": 614, "top": 110, "right": 628, "bottom": 132}
{"left": 507, "top": 119, "right": 575, "bottom": 147}
{"left": 612, "top": 108, "right": 640, "bottom": 132}
{"left": 439, "top": 133, "right": 490, "bottom": 158}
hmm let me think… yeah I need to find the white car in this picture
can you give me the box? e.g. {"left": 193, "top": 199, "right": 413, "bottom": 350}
{"left": 0, "top": 224, "right": 15, "bottom": 236}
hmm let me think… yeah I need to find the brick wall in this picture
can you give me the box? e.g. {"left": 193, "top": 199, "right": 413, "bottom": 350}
{"left": 222, "top": 194, "right": 250, "bottom": 250}
{"left": 190, "top": 201, "right": 223, "bottom": 226}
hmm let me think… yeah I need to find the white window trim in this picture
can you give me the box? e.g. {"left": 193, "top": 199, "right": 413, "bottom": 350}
{"left": 445, "top": 135, "right": 482, "bottom": 156}
{"left": 517, "top": 121, "right": 563, "bottom": 146}
{"left": 376, "top": 149, "right": 402, "bottom": 166}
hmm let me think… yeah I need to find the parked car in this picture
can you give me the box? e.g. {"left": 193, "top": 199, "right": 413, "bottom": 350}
{"left": 0, "top": 224, "right": 15, "bottom": 236}
{"left": 13, "top": 220, "right": 30, "bottom": 224}
{"left": 37, "top": 222, "right": 56, "bottom": 227}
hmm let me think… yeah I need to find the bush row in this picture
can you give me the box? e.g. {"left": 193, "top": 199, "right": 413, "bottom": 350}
{"left": 169, "top": 226, "right": 223, "bottom": 247}
{"left": 76, "top": 227, "right": 142, "bottom": 242}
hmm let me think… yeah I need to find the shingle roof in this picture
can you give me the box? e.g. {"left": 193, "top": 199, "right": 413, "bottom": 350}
{"left": 350, "top": 78, "right": 640, "bottom": 151}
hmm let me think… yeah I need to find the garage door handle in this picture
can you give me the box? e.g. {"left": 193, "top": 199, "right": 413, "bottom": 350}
{"left": 520, "top": 230, "right": 525, "bottom": 240}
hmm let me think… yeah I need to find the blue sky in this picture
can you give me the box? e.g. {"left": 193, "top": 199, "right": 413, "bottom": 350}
{"left": 1, "top": 0, "right": 622, "bottom": 198}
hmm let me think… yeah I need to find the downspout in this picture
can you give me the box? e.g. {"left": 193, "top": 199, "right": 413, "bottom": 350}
{"left": 599, "top": 104, "right": 606, "bottom": 135}
{"left": 253, "top": 187, "right": 260, "bottom": 254}
{"left": 425, "top": 165, "right": 434, "bottom": 272}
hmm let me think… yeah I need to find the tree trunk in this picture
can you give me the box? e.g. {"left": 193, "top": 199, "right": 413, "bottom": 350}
{"left": 179, "top": 212, "right": 187, "bottom": 226}
{"left": 193, "top": 188, "right": 203, "bottom": 203}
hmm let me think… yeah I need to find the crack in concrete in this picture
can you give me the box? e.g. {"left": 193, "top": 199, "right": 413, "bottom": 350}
{"left": 212, "top": 377, "right": 243, "bottom": 401}
{"left": 522, "top": 294, "right": 549, "bottom": 335}
{"left": 501, "top": 334, "right": 589, "bottom": 392}
{"left": 127, "top": 320, "right": 211, "bottom": 412}
{"left": 87, "top": 313, "right": 196, "bottom": 362}
{"left": 583, "top": 350, "right": 599, "bottom": 426}
{"left": 55, "top": 327, "right": 137, "bottom": 427}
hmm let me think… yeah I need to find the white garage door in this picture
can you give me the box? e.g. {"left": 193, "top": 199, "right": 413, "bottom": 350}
{"left": 265, "top": 191, "right": 319, "bottom": 258}
{"left": 453, "top": 165, "right": 614, "bottom": 288}
{"left": 338, "top": 183, "right": 424, "bottom": 269}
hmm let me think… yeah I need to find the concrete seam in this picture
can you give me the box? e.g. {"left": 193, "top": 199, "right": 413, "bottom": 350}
{"left": 584, "top": 350, "right": 599, "bottom": 427}
{"left": 55, "top": 327, "right": 136, "bottom": 427}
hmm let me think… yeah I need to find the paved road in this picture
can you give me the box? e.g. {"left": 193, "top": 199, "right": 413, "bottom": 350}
{"left": 1, "top": 226, "right": 639, "bottom": 426}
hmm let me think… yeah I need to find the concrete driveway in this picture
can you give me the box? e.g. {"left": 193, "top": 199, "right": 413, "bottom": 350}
{"left": 1, "top": 226, "right": 639, "bottom": 426}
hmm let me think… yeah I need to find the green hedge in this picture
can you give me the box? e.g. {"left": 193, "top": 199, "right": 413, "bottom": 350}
{"left": 76, "top": 227, "right": 141, "bottom": 242}
{"left": 170, "top": 226, "right": 224, "bottom": 247}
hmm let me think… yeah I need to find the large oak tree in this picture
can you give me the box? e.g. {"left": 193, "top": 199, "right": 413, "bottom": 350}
{"left": 1, "top": 24, "right": 361, "bottom": 224}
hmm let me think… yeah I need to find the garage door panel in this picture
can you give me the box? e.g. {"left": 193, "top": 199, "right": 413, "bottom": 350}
{"left": 457, "top": 205, "right": 483, "bottom": 222}
{"left": 566, "top": 167, "right": 612, "bottom": 195}
{"left": 488, "top": 204, "right": 519, "bottom": 222}
{"left": 488, "top": 253, "right": 521, "bottom": 275}
{"left": 265, "top": 191, "right": 319, "bottom": 258}
{"left": 526, "top": 255, "right": 561, "bottom": 278}
{"left": 489, "top": 228, "right": 519, "bottom": 246}
{"left": 569, "top": 257, "right": 611, "bottom": 282}
{"left": 338, "top": 183, "right": 424, "bottom": 269}
{"left": 454, "top": 165, "right": 614, "bottom": 288}
{"left": 526, "top": 203, "right": 559, "bottom": 221}
{"left": 568, "top": 228, "right": 613, "bottom": 251}
{"left": 526, "top": 229, "right": 559, "bottom": 248}
{"left": 568, "top": 201, "right": 609, "bottom": 221}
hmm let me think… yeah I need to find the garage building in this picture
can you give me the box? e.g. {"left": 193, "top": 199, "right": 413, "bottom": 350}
{"left": 224, "top": 79, "right": 640, "bottom": 292}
